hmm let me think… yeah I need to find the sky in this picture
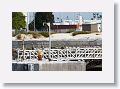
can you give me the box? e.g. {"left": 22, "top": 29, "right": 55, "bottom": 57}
{"left": 23, "top": 12, "right": 102, "bottom": 23}
{"left": 53, "top": 12, "right": 102, "bottom": 22}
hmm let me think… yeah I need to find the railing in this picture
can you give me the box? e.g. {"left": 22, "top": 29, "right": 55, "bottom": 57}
{"left": 43, "top": 48, "right": 102, "bottom": 61}
{"left": 17, "top": 50, "right": 38, "bottom": 62}
{"left": 16, "top": 48, "right": 102, "bottom": 62}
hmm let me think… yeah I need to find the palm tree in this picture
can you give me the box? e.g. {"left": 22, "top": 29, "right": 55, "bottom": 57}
{"left": 93, "top": 13, "right": 96, "bottom": 19}
{"left": 96, "top": 13, "right": 99, "bottom": 20}
{"left": 60, "top": 19, "right": 63, "bottom": 23}
{"left": 99, "top": 15, "right": 102, "bottom": 20}
{"left": 57, "top": 17, "right": 59, "bottom": 22}
{"left": 66, "top": 16, "right": 69, "bottom": 20}
{"left": 91, "top": 18, "right": 93, "bottom": 20}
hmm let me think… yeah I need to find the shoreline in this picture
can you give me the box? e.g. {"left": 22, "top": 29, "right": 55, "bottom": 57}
{"left": 12, "top": 33, "right": 102, "bottom": 41}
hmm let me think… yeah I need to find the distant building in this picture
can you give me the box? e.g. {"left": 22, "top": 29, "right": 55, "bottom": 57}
{"left": 50, "top": 16, "right": 102, "bottom": 33}
{"left": 51, "top": 25, "right": 78, "bottom": 33}
{"left": 82, "top": 24, "right": 98, "bottom": 32}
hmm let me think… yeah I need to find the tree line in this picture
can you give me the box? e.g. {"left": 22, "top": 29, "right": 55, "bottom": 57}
{"left": 12, "top": 12, "right": 54, "bottom": 32}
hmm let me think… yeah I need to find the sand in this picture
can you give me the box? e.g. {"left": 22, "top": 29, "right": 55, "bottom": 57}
{"left": 12, "top": 32, "right": 102, "bottom": 41}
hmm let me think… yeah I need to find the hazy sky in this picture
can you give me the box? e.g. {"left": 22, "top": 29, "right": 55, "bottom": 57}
{"left": 23, "top": 12, "right": 102, "bottom": 23}
{"left": 53, "top": 12, "right": 102, "bottom": 22}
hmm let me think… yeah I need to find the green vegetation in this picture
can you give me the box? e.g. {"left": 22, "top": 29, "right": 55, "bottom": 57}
{"left": 39, "top": 32, "right": 55, "bottom": 37}
{"left": 72, "top": 31, "right": 90, "bottom": 36}
{"left": 16, "top": 34, "right": 22, "bottom": 39}
{"left": 39, "top": 32, "right": 49, "bottom": 37}
{"left": 28, "top": 32, "right": 41, "bottom": 38}
{"left": 51, "top": 32, "right": 56, "bottom": 35}
{"left": 66, "top": 29, "right": 75, "bottom": 33}
{"left": 96, "top": 33, "right": 100, "bottom": 35}
{"left": 29, "top": 12, "right": 54, "bottom": 31}
{"left": 12, "top": 12, "right": 26, "bottom": 32}
{"left": 16, "top": 31, "right": 56, "bottom": 39}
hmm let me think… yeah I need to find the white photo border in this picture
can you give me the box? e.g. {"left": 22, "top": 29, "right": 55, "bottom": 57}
{"left": 0, "top": 0, "right": 114, "bottom": 83}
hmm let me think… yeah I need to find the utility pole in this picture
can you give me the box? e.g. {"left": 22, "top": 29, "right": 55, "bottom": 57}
{"left": 43, "top": 22, "right": 51, "bottom": 60}
{"left": 22, "top": 36, "right": 25, "bottom": 61}
{"left": 47, "top": 23, "right": 51, "bottom": 59}
{"left": 27, "top": 12, "right": 29, "bottom": 32}
{"left": 34, "top": 12, "right": 35, "bottom": 32}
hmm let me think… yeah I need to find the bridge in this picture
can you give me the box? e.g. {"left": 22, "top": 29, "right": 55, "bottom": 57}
{"left": 15, "top": 47, "right": 102, "bottom": 62}
{"left": 12, "top": 47, "right": 102, "bottom": 71}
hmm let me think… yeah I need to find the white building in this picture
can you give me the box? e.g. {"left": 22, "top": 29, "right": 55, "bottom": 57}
{"left": 53, "top": 16, "right": 102, "bottom": 32}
